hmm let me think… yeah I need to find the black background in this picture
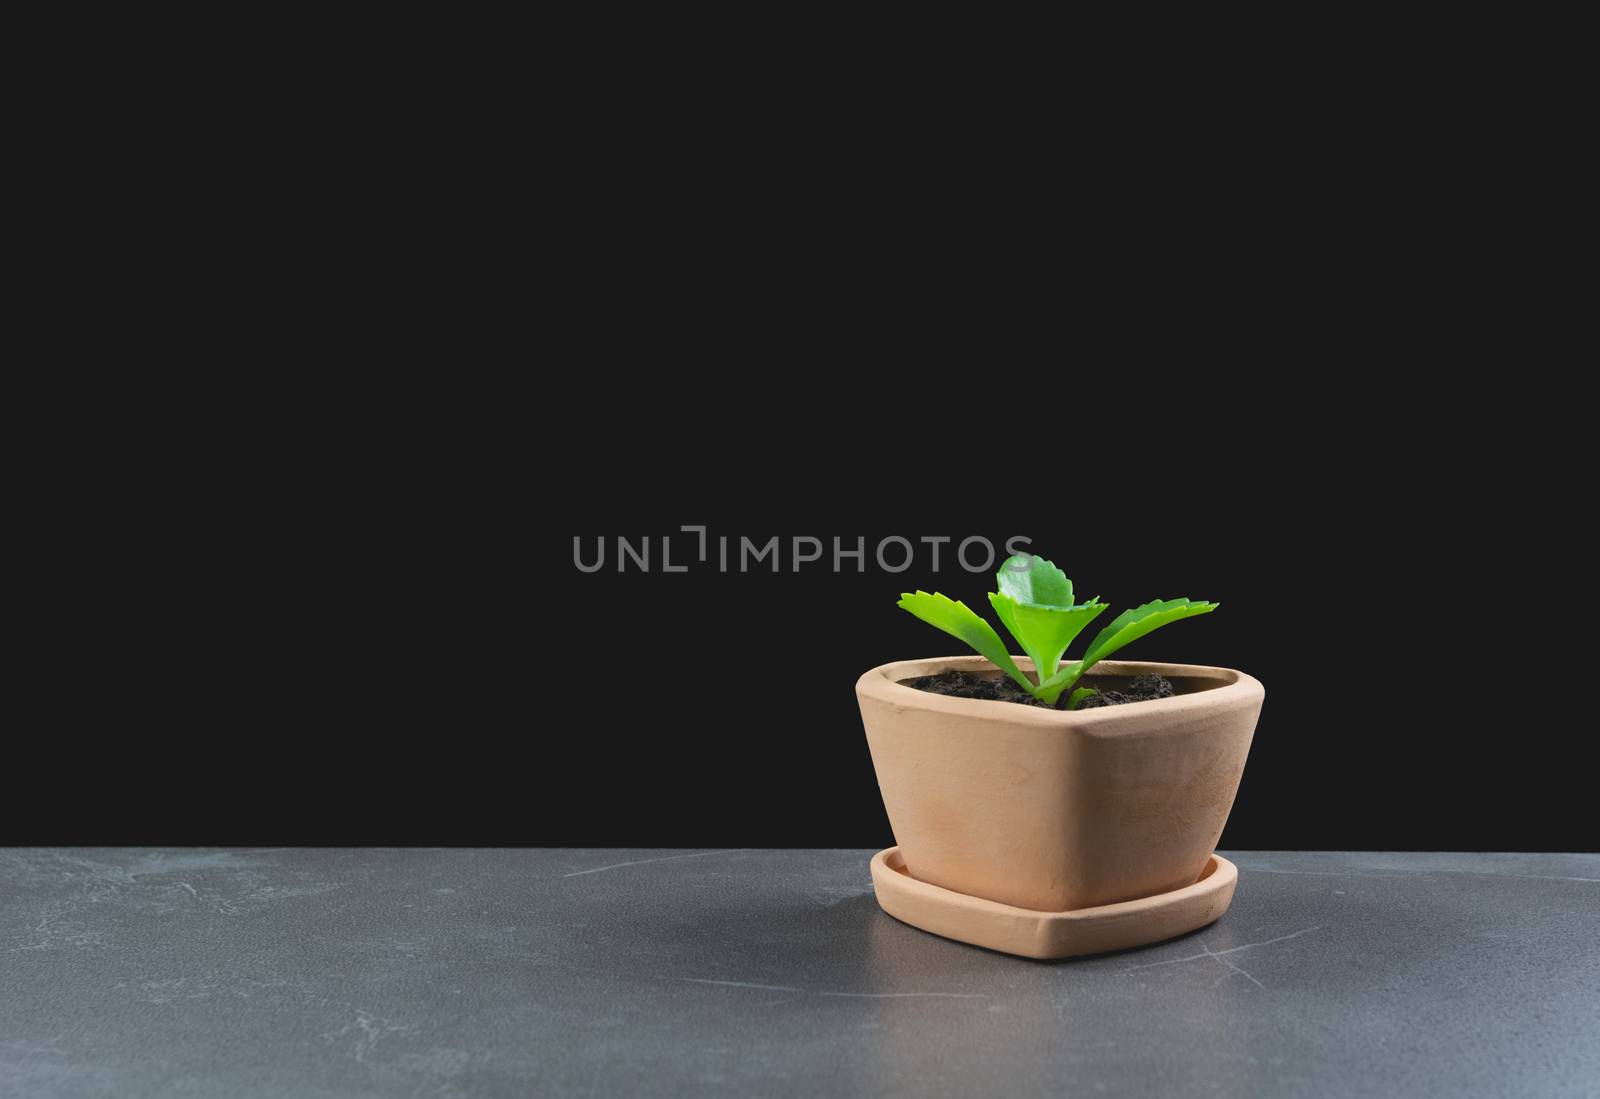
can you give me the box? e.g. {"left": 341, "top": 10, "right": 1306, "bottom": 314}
{"left": 523, "top": 446, "right": 1588, "bottom": 854}
{"left": 11, "top": 410, "right": 1589, "bottom": 853}
{"left": 5, "top": 65, "right": 1588, "bottom": 851}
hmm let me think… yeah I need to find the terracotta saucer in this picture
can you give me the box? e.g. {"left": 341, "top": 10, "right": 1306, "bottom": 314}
{"left": 870, "top": 848, "right": 1238, "bottom": 960}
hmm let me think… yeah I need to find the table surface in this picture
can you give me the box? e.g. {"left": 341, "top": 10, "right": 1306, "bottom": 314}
{"left": 2, "top": 849, "right": 1597, "bottom": 1098}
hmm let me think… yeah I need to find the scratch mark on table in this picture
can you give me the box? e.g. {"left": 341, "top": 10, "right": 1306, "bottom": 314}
{"left": 563, "top": 850, "right": 751, "bottom": 878}
{"left": 1125, "top": 925, "right": 1324, "bottom": 973}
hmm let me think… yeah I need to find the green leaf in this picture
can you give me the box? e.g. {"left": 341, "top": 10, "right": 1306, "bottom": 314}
{"left": 995, "top": 554, "right": 1074, "bottom": 608}
{"left": 1065, "top": 687, "right": 1098, "bottom": 710}
{"left": 1079, "top": 597, "right": 1219, "bottom": 670}
{"left": 987, "top": 592, "right": 1106, "bottom": 681}
{"left": 1031, "top": 660, "right": 1085, "bottom": 706}
{"left": 897, "top": 591, "right": 1036, "bottom": 693}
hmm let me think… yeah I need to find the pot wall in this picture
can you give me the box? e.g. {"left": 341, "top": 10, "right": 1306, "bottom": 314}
{"left": 856, "top": 656, "right": 1264, "bottom": 912}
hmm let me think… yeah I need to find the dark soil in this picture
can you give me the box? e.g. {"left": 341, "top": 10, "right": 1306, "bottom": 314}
{"left": 900, "top": 671, "right": 1175, "bottom": 711}
{"left": 1076, "top": 673, "right": 1176, "bottom": 708}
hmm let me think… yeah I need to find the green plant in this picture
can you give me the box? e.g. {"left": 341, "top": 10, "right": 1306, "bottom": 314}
{"left": 898, "top": 555, "right": 1217, "bottom": 709}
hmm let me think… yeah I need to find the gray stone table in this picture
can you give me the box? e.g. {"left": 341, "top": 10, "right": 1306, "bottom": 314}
{"left": 2, "top": 849, "right": 1597, "bottom": 1097}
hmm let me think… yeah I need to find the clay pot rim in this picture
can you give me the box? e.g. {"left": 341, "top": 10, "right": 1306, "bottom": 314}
{"left": 857, "top": 655, "right": 1264, "bottom": 729}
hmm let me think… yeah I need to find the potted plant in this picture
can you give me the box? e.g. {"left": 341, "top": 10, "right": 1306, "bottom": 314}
{"left": 855, "top": 554, "right": 1264, "bottom": 958}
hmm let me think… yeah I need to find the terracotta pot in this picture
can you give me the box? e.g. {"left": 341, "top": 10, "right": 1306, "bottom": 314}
{"left": 856, "top": 655, "right": 1264, "bottom": 913}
